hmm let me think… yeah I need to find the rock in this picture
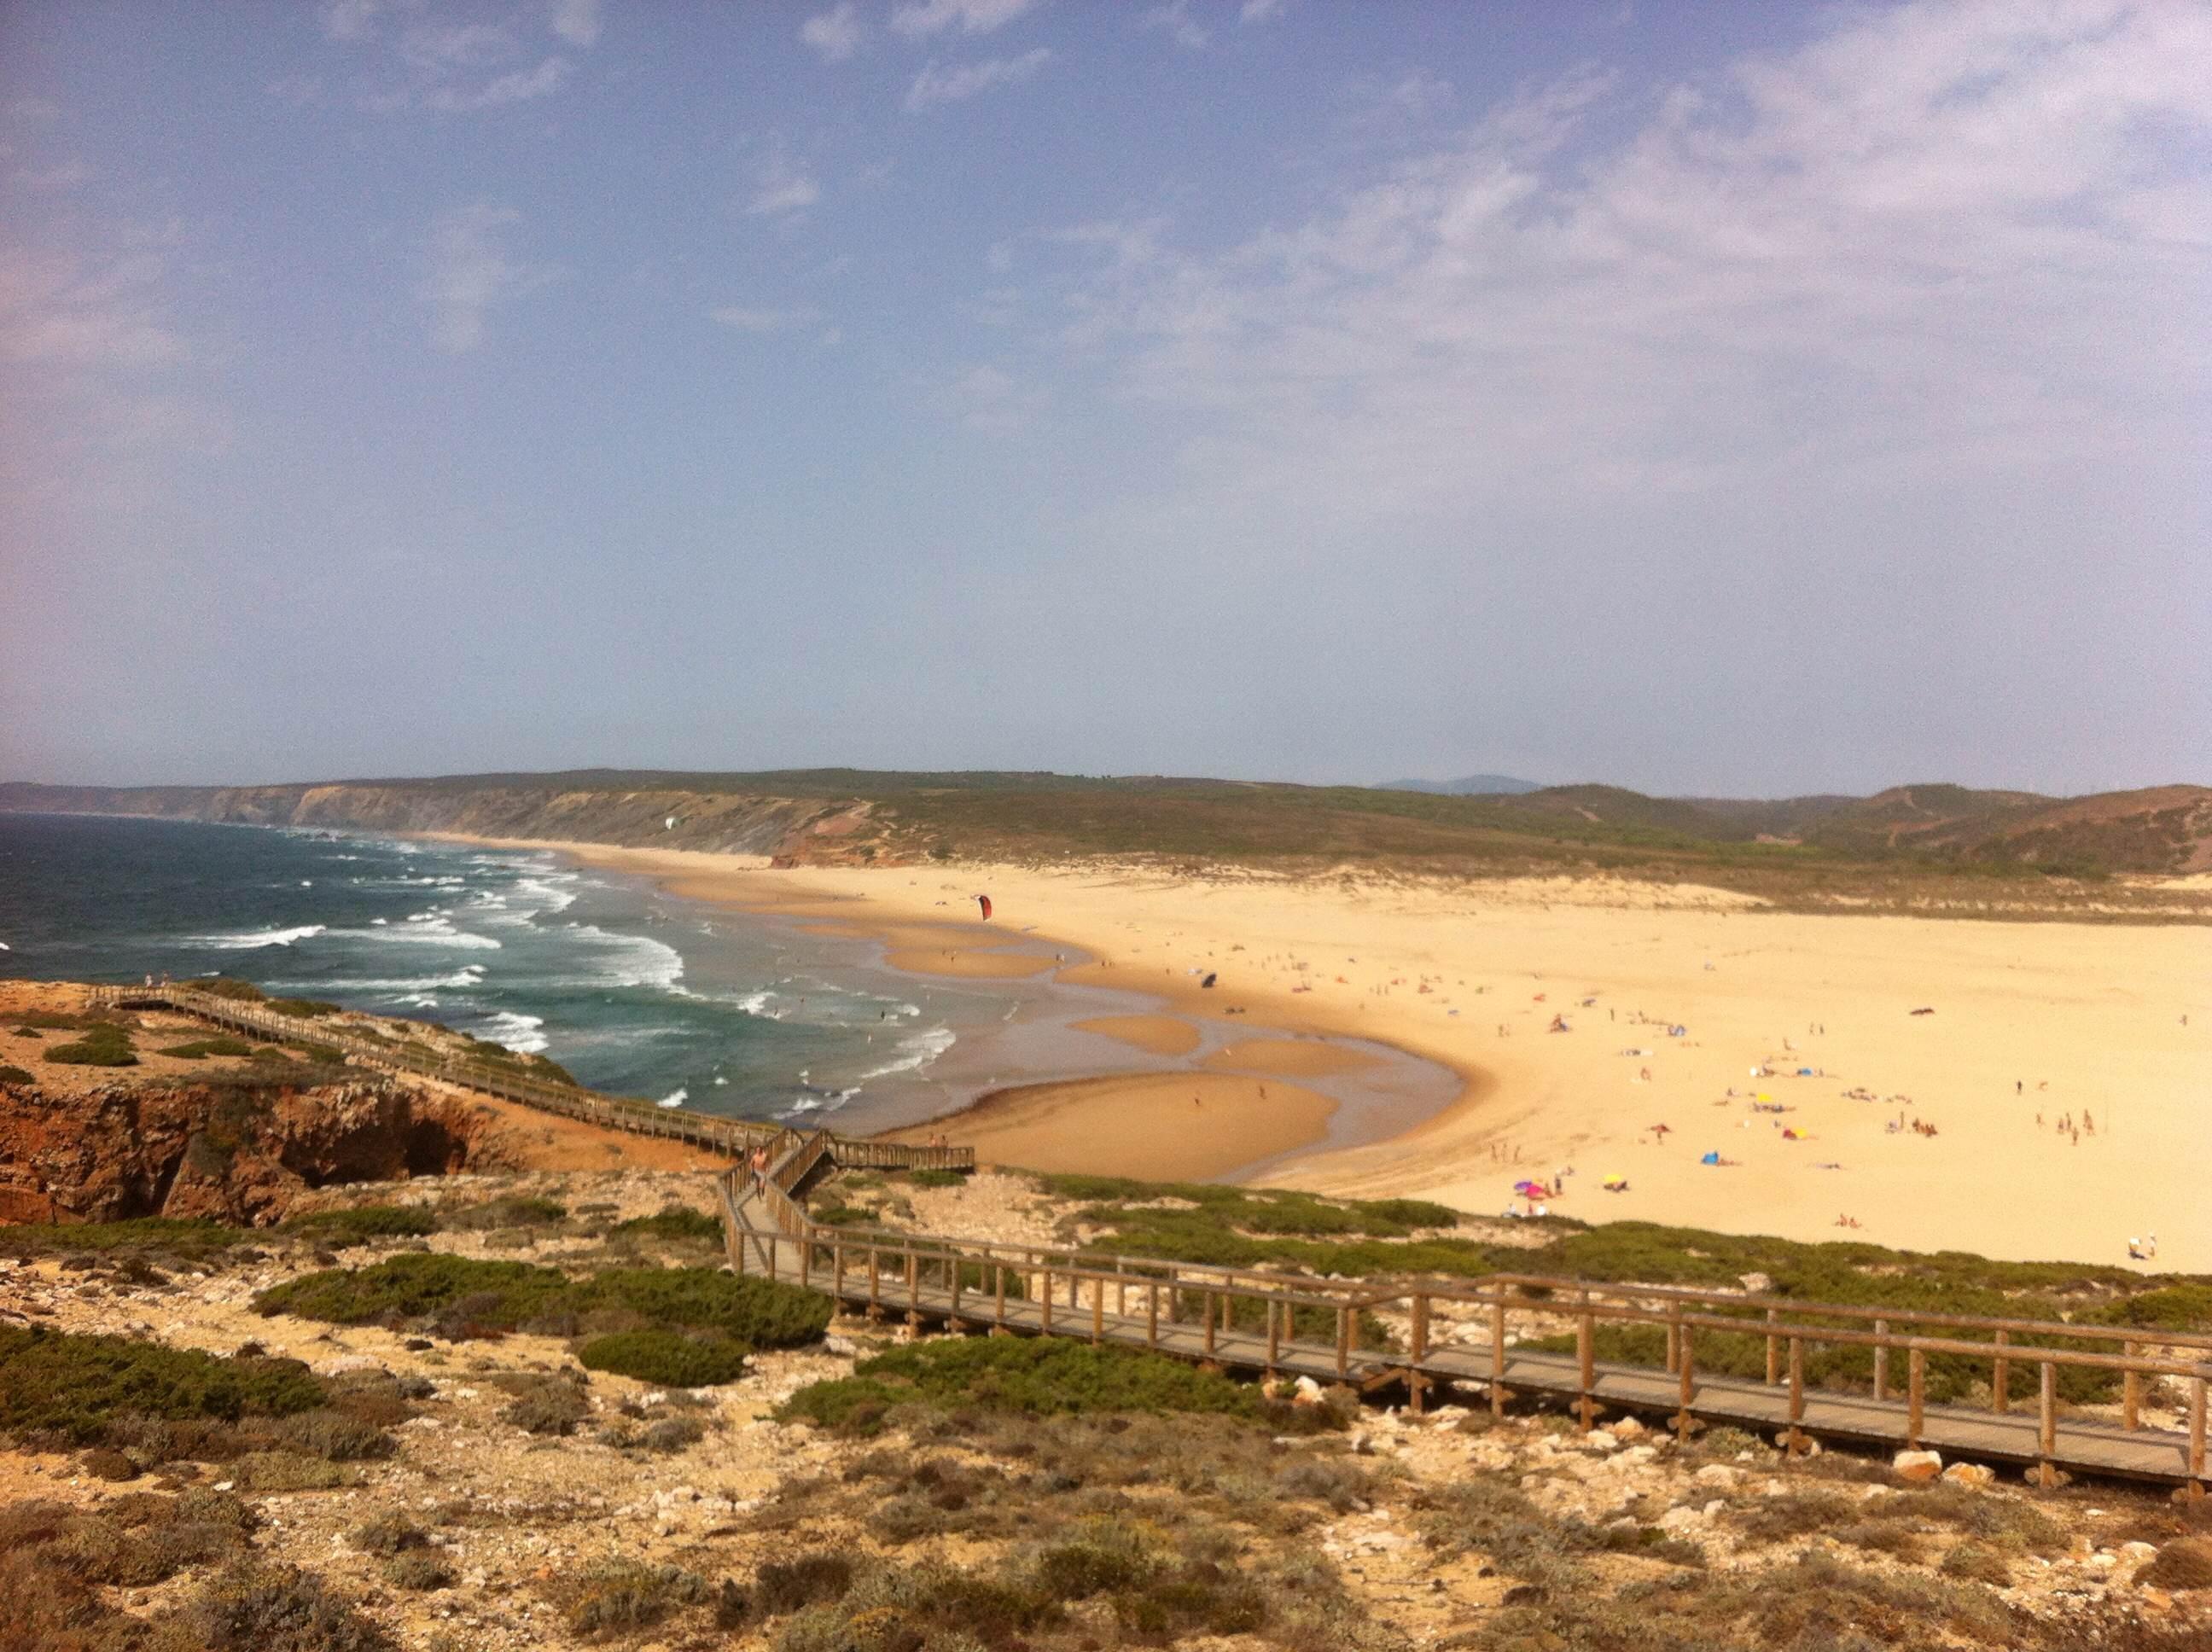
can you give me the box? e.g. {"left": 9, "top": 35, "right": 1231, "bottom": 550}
{"left": 1892, "top": 1449, "right": 1942, "bottom": 1482}
{"left": 1941, "top": 1462, "right": 1995, "bottom": 1488}
{"left": 1739, "top": 1272, "right": 1773, "bottom": 1294}
{"left": 2120, "top": 1542, "right": 2159, "bottom": 1565}
{"left": 1293, "top": 1376, "right": 1325, "bottom": 1403}
{"left": 821, "top": 1334, "right": 858, "bottom": 1357}
{"left": 1656, "top": 1505, "right": 1708, "bottom": 1535}
{"left": 1607, "top": 1417, "right": 1644, "bottom": 1441}
{"left": 1692, "top": 1465, "right": 1743, "bottom": 1489}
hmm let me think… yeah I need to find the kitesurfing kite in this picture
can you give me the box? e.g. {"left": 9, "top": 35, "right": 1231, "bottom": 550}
{"left": 976, "top": 895, "right": 993, "bottom": 921}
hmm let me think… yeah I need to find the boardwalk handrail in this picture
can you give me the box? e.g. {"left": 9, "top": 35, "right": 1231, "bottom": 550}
{"left": 90, "top": 984, "right": 972, "bottom": 1174}
{"left": 725, "top": 1195, "right": 2212, "bottom": 1495}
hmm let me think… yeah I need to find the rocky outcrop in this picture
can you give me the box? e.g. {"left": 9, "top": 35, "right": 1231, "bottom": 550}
{"left": 0, "top": 1074, "right": 488, "bottom": 1227}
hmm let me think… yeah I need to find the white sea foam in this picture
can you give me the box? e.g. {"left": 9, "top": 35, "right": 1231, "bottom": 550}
{"left": 512, "top": 875, "right": 579, "bottom": 914}
{"left": 350, "top": 916, "right": 501, "bottom": 950}
{"left": 188, "top": 924, "right": 328, "bottom": 950}
{"left": 657, "top": 1088, "right": 688, "bottom": 1108}
{"left": 478, "top": 1010, "right": 548, "bottom": 1055}
{"left": 555, "top": 923, "right": 684, "bottom": 991}
{"left": 398, "top": 994, "right": 439, "bottom": 1008}
{"left": 859, "top": 1025, "right": 956, "bottom": 1082}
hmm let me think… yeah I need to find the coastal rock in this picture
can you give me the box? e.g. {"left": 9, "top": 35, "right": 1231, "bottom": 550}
{"left": 1941, "top": 1462, "right": 1996, "bottom": 1488}
{"left": 1892, "top": 1450, "right": 1942, "bottom": 1482}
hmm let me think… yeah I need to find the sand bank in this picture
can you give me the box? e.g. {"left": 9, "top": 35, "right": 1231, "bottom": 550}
{"left": 416, "top": 837, "right": 2212, "bottom": 1270}
{"left": 885, "top": 1072, "right": 1336, "bottom": 1182}
{"left": 1071, "top": 1015, "right": 1204, "bottom": 1056}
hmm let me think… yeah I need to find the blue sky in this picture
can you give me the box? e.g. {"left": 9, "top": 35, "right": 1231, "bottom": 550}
{"left": 3, "top": 0, "right": 2207, "bottom": 796}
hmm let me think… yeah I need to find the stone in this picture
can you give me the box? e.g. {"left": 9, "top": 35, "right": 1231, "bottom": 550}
{"left": 1892, "top": 1449, "right": 1942, "bottom": 1482}
{"left": 1941, "top": 1462, "right": 1995, "bottom": 1488}
{"left": 821, "top": 1335, "right": 857, "bottom": 1357}
{"left": 1692, "top": 1465, "right": 1743, "bottom": 1489}
{"left": 2120, "top": 1542, "right": 2160, "bottom": 1565}
{"left": 1608, "top": 1416, "right": 1644, "bottom": 1441}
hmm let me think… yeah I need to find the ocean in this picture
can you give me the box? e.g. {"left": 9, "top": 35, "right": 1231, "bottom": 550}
{"left": 0, "top": 812, "right": 1002, "bottom": 1131}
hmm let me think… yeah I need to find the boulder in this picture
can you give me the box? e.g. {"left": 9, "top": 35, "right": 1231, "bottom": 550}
{"left": 1607, "top": 1416, "right": 1644, "bottom": 1441}
{"left": 1941, "top": 1462, "right": 1995, "bottom": 1489}
{"left": 1892, "top": 1449, "right": 1942, "bottom": 1482}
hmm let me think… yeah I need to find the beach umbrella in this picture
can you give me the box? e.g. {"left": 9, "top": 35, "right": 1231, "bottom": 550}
{"left": 1700, "top": 1150, "right": 1720, "bottom": 1166}
{"left": 1514, "top": 1179, "right": 1545, "bottom": 1195}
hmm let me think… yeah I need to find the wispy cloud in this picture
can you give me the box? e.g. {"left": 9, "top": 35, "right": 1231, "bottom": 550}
{"left": 934, "top": 362, "right": 1045, "bottom": 433}
{"left": 550, "top": 0, "right": 602, "bottom": 49}
{"left": 890, "top": 0, "right": 1036, "bottom": 41}
{"left": 1240, "top": 0, "right": 1285, "bottom": 20}
{"left": 422, "top": 57, "right": 571, "bottom": 112}
{"left": 399, "top": 21, "right": 514, "bottom": 72}
{"left": 265, "top": 74, "right": 324, "bottom": 108}
{"left": 748, "top": 148, "right": 821, "bottom": 217}
{"left": 1140, "top": 1, "right": 1208, "bottom": 51}
{"left": 320, "top": 0, "right": 381, "bottom": 44}
{"left": 418, "top": 204, "right": 550, "bottom": 354}
{"left": 0, "top": 243, "right": 189, "bottom": 369}
{"left": 905, "top": 48, "right": 1051, "bottom": 111}
{"left": 710, "top": 304, "right": 820, "bottom": 334}
{"left": 1022, "top": 3, "right": 2212, "bottom": 527}
{"left": 801, "top": 3, "right": 865, "bottom": 62}
{"left": 11, "top": 159, "right": 94, "bottom": 193}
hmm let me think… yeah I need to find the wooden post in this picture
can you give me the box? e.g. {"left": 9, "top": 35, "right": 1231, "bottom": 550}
{"left": 1041, "top": 1266, "right": 1054, "bottom": 1333}
{"left": 1116, "top": 1258, "right": 1126, "bottom": 1318}
{"left": 948, "top": 1253, "right": 961, "bottom": 1320}
{"left": 834, "top": 1242, "right": 846, "bottom": 1300}
{"left": 2036, "top": 1362, "right": 2058, "bottom": 1490}
{"left": 905, "top": 1249, "right": 919, "bottom": 1320}
{"left": 1992, "top": 1329, "right": 2010, "bottom": 1414}
{"left": 1204, "top": 1292, "right": 1217, "bottom": 1357}
{"left": 1666, "top": 1300, "right": 1681, "bottom": 1376}
{"left": 1148, "top": 1283, "right": 1160, "bottom": 1349}
{"left": 1907, "top": 1348, "right": 1925, "bottom": 1447}
{"left": 1490, "top": 1299, "right": 1507, "bottom": 1418}
{"left": 2191, "top": 1376, "right": 2206, "bottom": 1494}
{"left": 1411, "top": 1294, "right": 1430, "bottom": 1363}
{"left": 1787, "top": 1337, "right": 1806, "bottom": 1456}
{"left": 994, "top": 1263, "right": 1007, "bottom": 1324}
{"left": 1675, "top": 1328, "right": 1695, "bottom": 1442}
{"left": 1765, "top": 1308, "right": 1779, "bottom": 1387}
{"left": 2123, "top": 1341, "right": 2140, "bottom": 1431}
{"left": 1336, "top": 1306, "right": 1350, "bottom": 1380}
{"left": 1091, "top": 1278, "right": 1103, "bottom": 1345}
{"left": 1577, "top": 1312, "right": 1596, "bottom": 1431}
{"left": 1266, "top": 1300, "right": 1280, "bottom": 1375}
{"left": 1873, "top": 1319, "right": 1889, "bottom": 1402}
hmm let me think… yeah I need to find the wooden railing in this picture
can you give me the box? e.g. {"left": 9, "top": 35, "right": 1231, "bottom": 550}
{"left": 725, "top": 1209, "right": 2212, "bottom": 1494}
{"left": 90, "top": 984, "right": 973, "bottom": 1174}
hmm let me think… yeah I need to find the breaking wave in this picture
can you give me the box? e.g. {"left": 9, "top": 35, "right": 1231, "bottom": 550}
{"left": 188, "top": 924, "right": 327, "bottom": 950}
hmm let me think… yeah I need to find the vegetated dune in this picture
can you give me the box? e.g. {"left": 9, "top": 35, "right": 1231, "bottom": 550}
{"left": 4, "top": 770, "right": 2209, "bottom": 880}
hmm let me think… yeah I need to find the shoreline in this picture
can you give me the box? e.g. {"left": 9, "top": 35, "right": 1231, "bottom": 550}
{"left": 406, "top": 835, "right": 2212, "bottom": 1271}
{"left": 410, "top": 832, "right": 1477, "bottom": 1184}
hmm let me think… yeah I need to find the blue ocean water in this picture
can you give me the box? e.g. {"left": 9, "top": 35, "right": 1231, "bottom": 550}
{"left": 0, "top": 812, "right": 975, "bottom": 1128}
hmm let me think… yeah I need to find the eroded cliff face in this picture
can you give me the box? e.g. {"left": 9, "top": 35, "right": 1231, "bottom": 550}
{"left": 0, "top": 781, "right": 888, "bottom": 862}
{"left": 0, "top": 1076, "right": 489, "bottom": 1226}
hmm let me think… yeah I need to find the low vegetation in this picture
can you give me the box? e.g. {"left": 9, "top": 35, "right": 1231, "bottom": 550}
{"left": 0, "top": 1325, "right": 325, "bottom": 1445}
{"left": 0, "top": 1214, "right": 253, "bottom": 1264}
{"left": 279, "top": 1203, "right": 438, "bottom": 1242}
{"left": 44, "top": 1020, "right": 138, "bottom": 1066}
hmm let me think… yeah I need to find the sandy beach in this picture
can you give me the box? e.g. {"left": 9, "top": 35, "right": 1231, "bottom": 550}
{"left": 421, "top": 837, "right": 2211, "bottom": 1271}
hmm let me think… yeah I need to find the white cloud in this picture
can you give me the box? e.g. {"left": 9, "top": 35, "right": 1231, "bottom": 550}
{"left": 11, "top": 160, "right": 93, "bottom": 193}
{"left": 550, "top": 0, "right": 602, "bottom": 49}
{"left": 801, "top": 3, "right": 864, "bottom": 61}
{"left": 1024, "top": 1, "right": 2212, "bottom": 526}
{"left": 400, "top": 21, "right": 514, "bottom": 71}
{"left": 905, "top": 48, "right": 1051, "bottom": 111}
{"left": 418, "top": 204, "right": 550, "bottom": 353}
{"left": 748, "top": 148, "right": 821, "bottom": 217}
{"left": 934, "top": 362, "right": 1045, "bottom": 432}
{"left": 890, "top": 0, "right": 1035, "bottom": 40}
{"left": 265, "top": 74, "right": 324, "bottom": 108}
{"left": 0, "top": 243, "right": 188, "bottom": 368}
{"left": 1140, "top": 1, "right": 1208, "bottom": 50}
{"left": 1240, "top": 0, "right": 1284, "bottom": 20}
{"left": 321, "top": 0, "right": 381, "bottom": 44}
{"left": 423, "top": 57, "right": 572, "bottom": 112}
{"left": 710, "top": 304, "right": 819, "bottom": 333}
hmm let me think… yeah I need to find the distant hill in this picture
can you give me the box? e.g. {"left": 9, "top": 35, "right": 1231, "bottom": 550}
{"left": 3, "top": 771, "right": 2207, "bottom": 882}
{"left": 1376, "top": 774, "right": 1544, "bottom": 795}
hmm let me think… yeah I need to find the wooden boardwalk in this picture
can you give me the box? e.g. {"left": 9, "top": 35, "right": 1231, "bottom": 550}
{"left": 725, "top": 1137, "right": 2210, "bottom": 1495}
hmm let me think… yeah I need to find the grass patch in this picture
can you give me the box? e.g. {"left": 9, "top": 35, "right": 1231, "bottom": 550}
{"left": 253, "top": 1253, "right": 831, "bottom": 1349}
{"left": 280, "top": 1204, "right": 437, "bottom": 1242}
{"left": 614, "top": 1204, "right": 723, "bottom": 1242}
{"left": 444, "top": 1193, "right": 568, "bottom": 1230}
{"left": 780, "top": 1335, "right": 1266, "bottom": 1435}
{"left": 44, "top": 1021, "right": 137, "bottom": 1067}
{"left": 0, "top": 1215, "right": 251, "bottom": 1264}
{"left": 265, "top": 996, "right": 342, "bottom": 1020}
{"left": 0, "top": 1325, "right": 324, "bottom": 1444}
{"left": 157, "top": 1035, "right": 258, "bottom": 1059}
{"left": 579, "top": 1329, "right": 751, "bottom": 1387}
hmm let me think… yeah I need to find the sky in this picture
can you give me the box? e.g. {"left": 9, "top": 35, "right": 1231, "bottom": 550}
{"left": 1, "top": 0, "right": 2207, "bottom": 799}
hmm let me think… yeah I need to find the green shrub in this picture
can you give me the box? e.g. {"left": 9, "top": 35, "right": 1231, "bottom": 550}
{"left": 351, "top": 1513, "right": 429, "bottom": 1555}
{"left": 445, "top": 1194, "right": 569, "bottom": 1230}
{"left": 44, "top": 1022, "right": 137, "bottom": 1066}
{"left": 2089, "top": 1284, "right": 2212, "bottom": 1334}
{"left": 615, "top": 1205, "right": 724, "bottom": 1242}
{"left": 0, "top": 1215, "right": 249, "bottom": 1263}
{"left": 167, "top": 1559, "right": 398, "bottom": 1652}
{"left": 579, "top": 1267, "right": 831, "bottom": 1348}
{"left": 199, "top": 980, "right": 269, "bottom": 1002}
{"left": 382, "top": 1550, "right": 453, "bottom": 1591}
{"left": 780, "top": 1335, "right": 1263, "bottom": 1434}
{"left": 280, "top": 1204, "right": 437, "bottom": 1242}
{"left": 643, "top": 1414, "right": 705, "bottom": 1451}
{"left": 903, "top": 1167, "right": 965, "bottom": 1190}
{"left": 0, "top": 1325, "right": 324, "bottom": 1443}
{"left": 2141, "top": 1538, "right": 2212, "bottom": 1591}
{"left": 580, "top": 1330, "right": 749, "bottom": 1387}
{"left": 230, "top": 1451, "right": 352, "bottom": 1492}
{"left": 0, "top": 1065, "right": 32, "bottom": 1085}
{"left": 159, "top": 1036, "right": 257, "bottom": 1059}
{"left": 564, "top": 1560, "right": 713, "bottom": 1634}
{"left": 253, "top": 1252, "right": 573, "bottom": 1330}
{"left": 499, "top": 1376, "right": 590, "bottom": 1437}
{"left": 1941, "top": 1543, "right": 2013, "bottom": 1585}
{"left": 265, "top": 997, "right": 342, "bottom": 1020}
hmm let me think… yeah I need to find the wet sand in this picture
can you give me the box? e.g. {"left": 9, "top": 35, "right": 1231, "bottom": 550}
{"left": 1072, "top": 1015, "right": 1204, "bottom": 1056}
{"left": 887, "top": 1071, "right": 1336, "bottom": 1182}
{"left": 1202, "top": 1038, "right": 1379, "bottom": 1078}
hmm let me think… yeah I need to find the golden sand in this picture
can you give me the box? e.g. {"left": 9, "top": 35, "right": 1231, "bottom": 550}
{"left": 416, "top": 838, "right": 2212, "bottom": 1270}
{"left": 1071, "top": 1015, "right": 1204, "bottom": 1056}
